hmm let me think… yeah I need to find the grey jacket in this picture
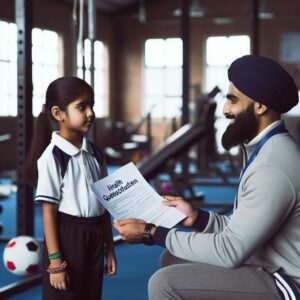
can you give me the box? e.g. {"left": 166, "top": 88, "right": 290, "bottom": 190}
{"left": 164, "top": 121, "right": 300, "bottom": 285}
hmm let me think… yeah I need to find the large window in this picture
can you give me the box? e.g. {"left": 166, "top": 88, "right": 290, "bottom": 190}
{"left": 144, "top": 38, "right": 182, "bottom": 118}
{"left": 77, "top": 39, "right": 108, "bottom": 117}
{"left": 32, "top": 28, "right": 62, "bottom": 116}
{"left": 0, "top": 21, "right": 17, "bottom": 116}
{"left": 205, "top": 35, "right": 250, "bottom": 153}
{"left": 0, "top": 20, "right": 62, "bottom": 116}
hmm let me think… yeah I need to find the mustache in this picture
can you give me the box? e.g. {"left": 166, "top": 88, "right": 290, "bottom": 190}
{"left": 225, "top": 113, "right": 235, "bottom": 120}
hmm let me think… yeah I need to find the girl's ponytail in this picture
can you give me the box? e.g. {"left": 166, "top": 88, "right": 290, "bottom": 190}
{"left": 26, "top": 109, "right": 52, "bottom": 188}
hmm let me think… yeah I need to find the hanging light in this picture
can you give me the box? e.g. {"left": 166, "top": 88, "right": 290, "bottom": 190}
{"left": 173, "top": 0, "right": 206, "bottom": 18}
{"left": 139, "top": 0, "right": 147, "bottom": 23}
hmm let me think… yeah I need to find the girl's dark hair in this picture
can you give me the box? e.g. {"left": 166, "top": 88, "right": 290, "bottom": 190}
{"left": 26, "top": 76, "right": 94, "bottom": 187}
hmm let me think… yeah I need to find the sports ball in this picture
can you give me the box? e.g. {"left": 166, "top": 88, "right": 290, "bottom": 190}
{"left": 3, "top": 236, "right": 41, "bottom": 276}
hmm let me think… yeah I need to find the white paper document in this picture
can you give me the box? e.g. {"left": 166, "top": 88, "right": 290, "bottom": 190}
{"left": 90, "top": 162, "right": 186, "bottom": 228}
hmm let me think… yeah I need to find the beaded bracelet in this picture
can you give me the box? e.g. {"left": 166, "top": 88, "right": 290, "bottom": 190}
{"left": 47, "top": 261, "right": 67, "bottom": 274}
{"left": 48, "top": 252, "right": 62, "bottom": 260}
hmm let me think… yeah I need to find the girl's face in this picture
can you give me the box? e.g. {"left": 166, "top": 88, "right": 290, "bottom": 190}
{"left": 63, "top": 97, "right": 95, "bottom": 134}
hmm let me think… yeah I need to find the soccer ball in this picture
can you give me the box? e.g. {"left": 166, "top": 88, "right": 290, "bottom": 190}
{"left": 3, "top": 236, "right": 41, "bottom": 276}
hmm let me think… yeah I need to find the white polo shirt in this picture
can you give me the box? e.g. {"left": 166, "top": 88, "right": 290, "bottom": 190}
{"left": 35, "top": 131, "right": 106, "bottom": 217}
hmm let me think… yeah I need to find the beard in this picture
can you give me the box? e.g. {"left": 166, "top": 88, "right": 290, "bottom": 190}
{"left": 221, "top": 103, "right": 259, "bottom": 150}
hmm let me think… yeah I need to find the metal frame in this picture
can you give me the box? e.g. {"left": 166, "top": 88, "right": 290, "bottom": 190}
{"left": 180, "top": 0, "right": 190, "bottom": 177}
{"left": 0, "top": 272, "right": 42, "bottom": 298}
{"left": 15, "top": 0, "right": 34, "bottom": 236}
{"left": 252, "top": 0, "right": 260, "bottom": 55}
{"left": 181, "top": 0, "right": 190, "bottom": 127}
{"left": 0, "top": 1, "right": 39, "bottom": 298}
{"left": 88, "top": 0, "right": 96, "bottom": 142}
{"left": 88, "top": 0, "right": 96, "bottom": 90}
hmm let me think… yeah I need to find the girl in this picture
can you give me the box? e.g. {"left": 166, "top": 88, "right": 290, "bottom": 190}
{"left": 26, "top": 76, "right": 117, "bottom": 300}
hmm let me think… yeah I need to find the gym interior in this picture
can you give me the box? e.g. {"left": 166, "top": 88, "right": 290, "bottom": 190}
{"left": 1, "top": 0, "right": 300, "bottom": 299}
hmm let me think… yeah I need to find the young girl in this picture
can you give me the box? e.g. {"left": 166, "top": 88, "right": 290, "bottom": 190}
{"left": 26, "top": 76, "right": 117, "bottom": 300}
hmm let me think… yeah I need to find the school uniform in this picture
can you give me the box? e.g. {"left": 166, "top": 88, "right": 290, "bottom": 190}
{"left": 35, "top": 131, "right": 108, "bottom": 300}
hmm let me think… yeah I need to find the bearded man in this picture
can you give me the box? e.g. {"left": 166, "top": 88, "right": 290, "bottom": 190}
{"left": 114, "top": 55, "right": 300, "bottom": 300}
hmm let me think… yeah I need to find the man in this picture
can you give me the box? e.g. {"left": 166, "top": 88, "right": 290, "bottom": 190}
{"left": 114, "top": 55, "right": 300, "bottom": 300}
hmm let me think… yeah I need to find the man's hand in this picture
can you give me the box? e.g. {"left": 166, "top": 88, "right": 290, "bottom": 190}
{"left": 162, "top": 195, "right": 198, "bottom": 227}
{"left": 113, "top": 218, "right": 146, "bottom": 243}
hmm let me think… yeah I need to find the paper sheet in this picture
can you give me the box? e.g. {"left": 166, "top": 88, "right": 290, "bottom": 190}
{"left": 90, "top": 162, "right": 186, "bottom": 228}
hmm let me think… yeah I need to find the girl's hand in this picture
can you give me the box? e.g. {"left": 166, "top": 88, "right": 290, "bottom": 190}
{"left": 162, "top": 195, "right": 199, "bottom": 227}
{"left": 50, "top": 271, "right": 70, "bottom": 290}
{"left": 105, "top": 248, "right": 117, "bottom": 276}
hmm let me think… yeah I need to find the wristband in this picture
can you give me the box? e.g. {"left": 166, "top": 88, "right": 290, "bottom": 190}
{"left": 142, "top": 223, "right": 155, "bottom": 246}
{"left": 48, "top": 252, "right": 62, "bottom": 260}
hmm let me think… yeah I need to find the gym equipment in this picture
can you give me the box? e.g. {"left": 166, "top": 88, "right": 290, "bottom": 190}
{"left": 0, "top": 185, "right": 17, "bottom": 199}
{"left": 137, "top": 122, "right": 208, "bottom": 202}
{"left": 3, "top": 236, "right": 41, "bottom": 276}
{"left": 137, "top": 121, "right": 234, "bottom": 213}
{"left": 138, "top": 123, "right": 209, "bottom": 180}
{"left": 188, "top": 86, "right": 242, "bottom": 184}
{"left": 0, "top": 201, "right": 3, "bottom": 234}
{"left": 0, "top": 134, "right": 11, "bottom": 142}
{"left": 104, "top": 112, "right": 152, "bottom": 165}
{"left": 160, "top": 182, "right": 172, "bottom": 192}
{"left": 137, "top": 92, "right": 219, "bottom": 180}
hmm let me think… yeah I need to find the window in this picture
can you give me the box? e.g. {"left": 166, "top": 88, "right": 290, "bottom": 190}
{"left": 32, "top": 28, "right": 62, "bottom": 116}
{"left": 77, "top": 39, "right": 108, "bottom": 117}
{"left": 144, "top": 38, "right": 183, "bottom": 118}
{"left": 286, "top": 91, "right": 300, "bottom": 117}
{"left": 0, "top": 21, "right": 17, "bottom": 116}
{"left": 205, "top": 35, "right": 250, "bottom": 153}
{"left": 0, "top": 20, "right": 62, "bottom": 116}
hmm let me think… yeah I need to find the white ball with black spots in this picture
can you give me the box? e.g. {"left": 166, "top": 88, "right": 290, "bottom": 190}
{"left": 3, "top": 236, "right": 41, "bottom": 276}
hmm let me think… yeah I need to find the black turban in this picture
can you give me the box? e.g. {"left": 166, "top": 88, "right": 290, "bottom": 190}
{"left": 228, "top": 55, "right": 299, "bottom": 114}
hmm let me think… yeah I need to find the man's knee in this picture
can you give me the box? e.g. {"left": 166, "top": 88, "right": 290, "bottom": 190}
{"left": 160, "top": 250, "right": 189, "bottom": 268}
{"left": 160, "top": 250, "right": 172, "bottom": 268}
{"left": 148, "top": 267, "right": 173, "bottom": 300}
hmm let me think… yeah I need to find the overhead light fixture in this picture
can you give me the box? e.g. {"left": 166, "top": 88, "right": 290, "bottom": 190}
{"left": 258, "top": 0, "right": 275, "bottom": 20}
{"left": 213, "top": 17, "right": 234, "bottom": 25}
{"left": 258, "top": 11, "right": 274, "bottom": 20}
{"left": 173, "top": 8, "right": 181, "bottom": 17}
{"left": 173, "top": 0, "right": 206, "bottom": 18}
{"left": 139, "top": 0, "right": 146, "bottom": 23}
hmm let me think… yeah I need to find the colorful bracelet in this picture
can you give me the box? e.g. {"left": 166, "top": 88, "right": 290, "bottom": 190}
{"left": 48, "top": 252, "right": 62, "bottom": 260}
{"left": 47, "top": 261, "right": 67, "bottom": 274}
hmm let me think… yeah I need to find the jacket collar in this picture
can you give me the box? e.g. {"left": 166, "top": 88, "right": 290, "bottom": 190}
{"left": 244, "top": 120, "right": 284, "bottom": 157}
